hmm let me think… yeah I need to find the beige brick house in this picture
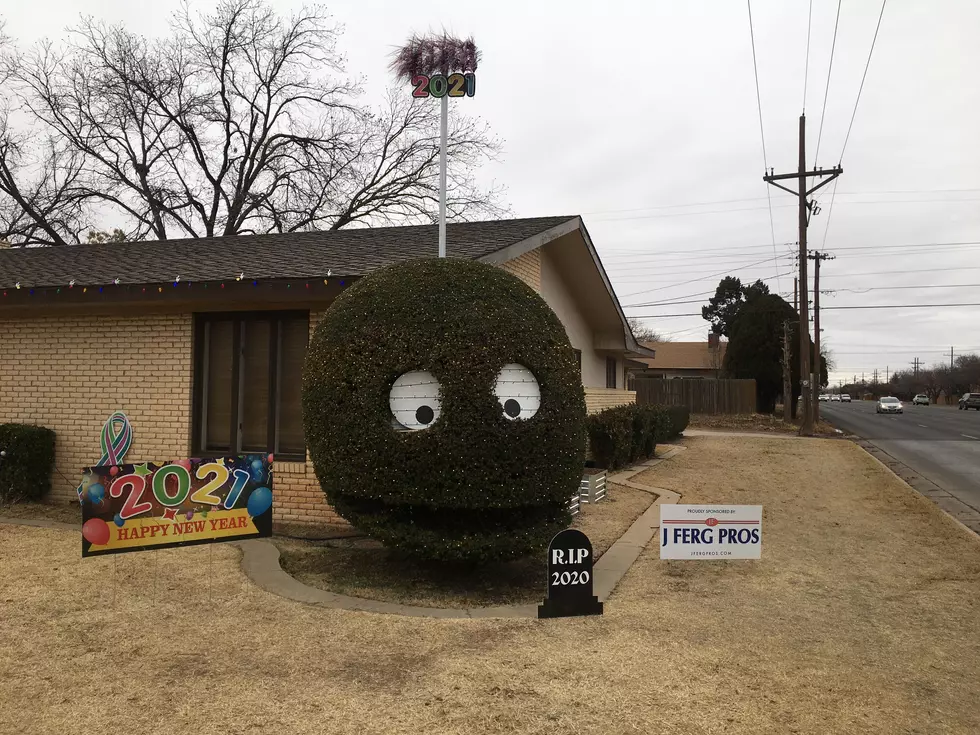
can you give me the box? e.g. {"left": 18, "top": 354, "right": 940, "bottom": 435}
{"left": 0, "top": 216, "right": 652, "bottom": 525}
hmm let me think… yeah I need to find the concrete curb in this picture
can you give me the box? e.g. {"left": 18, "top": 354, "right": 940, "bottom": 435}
{"left": 240, "top": 446, "right": 690, "bottom": 618}
{"left": 851, "top": 438, "right": 980, "bottom": 540}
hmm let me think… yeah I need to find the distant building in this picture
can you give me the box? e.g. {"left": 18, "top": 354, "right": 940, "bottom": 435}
{"left": 627, "top": 334, "right": 726, "bottom": 388}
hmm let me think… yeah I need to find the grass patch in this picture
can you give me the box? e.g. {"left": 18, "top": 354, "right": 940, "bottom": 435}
{"left": 4, "top": 437, "right": 980, "bottom": 734}
{"left": 276, "top": 484, "right": 655, "bottom": 608}
{"left": 0, "top": 500, "right": 80, "bottom": 525}
{"left": 689, "top": 412, "right": 839, "bottom": 435}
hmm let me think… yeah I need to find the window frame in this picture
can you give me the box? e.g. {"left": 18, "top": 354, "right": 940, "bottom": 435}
{"left": 192, "top": 310, "right": 309, "bottom": 463}
{"left": 605, "top": 356, "right": 617, "bottom": 389}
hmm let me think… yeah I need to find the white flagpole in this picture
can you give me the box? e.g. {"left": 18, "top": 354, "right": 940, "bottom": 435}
{"left": 439, "top": 93, "right": 448, "bottom": 258}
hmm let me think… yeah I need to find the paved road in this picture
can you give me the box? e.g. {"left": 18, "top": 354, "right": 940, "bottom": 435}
{"left": 820, "top": 400, "right": 980, "bottom": 513}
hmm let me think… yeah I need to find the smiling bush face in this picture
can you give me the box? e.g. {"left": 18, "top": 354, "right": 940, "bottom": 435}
{"left": 302, "top": 258, "right": 587, "bottom": 563}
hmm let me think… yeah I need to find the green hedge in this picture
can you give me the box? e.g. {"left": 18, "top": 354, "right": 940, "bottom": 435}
{"left": 303, "top": 258, "right": 587, "bottom": 564}
{"left": 586, "top": 404, "right": 686, "bottom": 471}
{"left": 0, "top": 424, "right": 56, "bottom": 504}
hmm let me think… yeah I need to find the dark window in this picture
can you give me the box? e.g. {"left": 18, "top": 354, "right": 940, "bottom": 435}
{"left": 194, "top": 312, "right": 309, "bottom": 461}
{"left": 605, "top": 356, "right": 617, "bottom": 389}
{"left": 574, "top": 349, "right": 582, "bottom": 371}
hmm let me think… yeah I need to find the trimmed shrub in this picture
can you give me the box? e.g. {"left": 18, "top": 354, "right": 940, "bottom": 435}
{"left": 0, "top": 424, "right": 56, "bottom": 504}
{"left": 302, "top": 258, "right": 587, "bottom": 564}
{"left": 587, "top": 403, "right": 687, "bottom": 470}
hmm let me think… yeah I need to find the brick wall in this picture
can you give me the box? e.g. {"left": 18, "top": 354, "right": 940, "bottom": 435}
{"left": 273, "top": 309, "right": 346, "bottom": 527}
{"left": 584, "top": 388, "right": 636, "bottom": 414}
{"left": 0, "top": 246, "right": 579, "bottom": 527}
{"left": 498, "top": 248, "right": 542, "bottom": 292}
{"left": 0, "top": 314, "right": 194, "bottom": 504}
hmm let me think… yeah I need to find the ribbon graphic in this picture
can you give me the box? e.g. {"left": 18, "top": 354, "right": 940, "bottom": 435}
{"left": 77, "top": 412, "right": 133, "bottom": 501}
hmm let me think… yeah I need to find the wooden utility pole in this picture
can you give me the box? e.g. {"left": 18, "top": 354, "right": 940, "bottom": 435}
{"left": 808, "top": 251, "right": 834, "bottom": 422}
{"left": 764, "top": 115, "right": 842, "bottom": 436}
{"left": 793, "top": 277, "right": 798, "bottom": 312}
{"left": 783, "top": 320, "right": 793, "bottom": 422}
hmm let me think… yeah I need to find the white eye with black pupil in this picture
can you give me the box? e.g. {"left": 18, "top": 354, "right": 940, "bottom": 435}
{"left": 389, "top": 371, "right": 442, "bottom": 430}
{"left": 494, "top": 363, "right": 540, "bottom": 420}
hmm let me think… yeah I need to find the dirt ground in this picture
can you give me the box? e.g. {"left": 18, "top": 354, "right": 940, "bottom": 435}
{"left": 689, "top": 412, "right": 839, "bottom": 435}
{"left": 0, "top": 499, "right": 80, "bottom": 525}
{"left": 277, "top": 484, "right": 654, "bottom": 608}
{"left": 2, "top": 436, "right": 979, "bottom": 735}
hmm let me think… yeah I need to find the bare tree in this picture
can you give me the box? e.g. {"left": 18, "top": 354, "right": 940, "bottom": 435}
{"left": 627, "top": 317, "right": 671, "bottom": 343}
{"left": 0, "top": 0, "right": 504, "bottom": 246}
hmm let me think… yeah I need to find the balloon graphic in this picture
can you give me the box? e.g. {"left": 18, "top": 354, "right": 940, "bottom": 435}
{"left": 246, "top": 486, "right": 273, "bottom": 517}
{"left": 267, "top": 454, "right": 274, "bottom": 463}
{"left": 251, "top": 458, "right": 264, "bottom": 471}
{"left": 185, "top": 510, "right": 194, "bottom": 520}
{"left": 113, "top": 513, "right": 125, "bottom": 528}
{"left": 87, "top": 484, "right": 106, "bottom": 504}
{"left": 82, "top": 518, "right": 110, "bottom": 545}
{"left": 109, "top": 466, "right": 120, "bottom": 476}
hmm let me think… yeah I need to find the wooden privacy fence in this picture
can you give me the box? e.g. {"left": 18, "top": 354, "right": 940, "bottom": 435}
{"left": 634, "top": 378, "right": 757, "bottom": 415}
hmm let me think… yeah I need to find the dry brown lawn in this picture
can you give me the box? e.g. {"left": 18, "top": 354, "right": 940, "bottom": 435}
{"left": 689, "top": 412, "right": 839, "bottom": 435}
{"left": 277, "top": 485, "right": 654, "bottom": 608}
{"left": 0, "top": 499, "right": 80, "bottom": 525}
{"left": 2, "top": 436, "right": 979, "bottom": 735}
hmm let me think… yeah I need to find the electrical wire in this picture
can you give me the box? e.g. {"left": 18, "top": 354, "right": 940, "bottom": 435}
{"left": 746, "top": 0, "right": 782, "bottom": 293}
{"left": 628, "top": 302, "right": 980, "bottom": 318}
{"left": 839, "top": 0, "right": 888, "bottom": 163}
{"left": 620, "top": 254, "right": 794, "bottom": 299}
{"left": 586, "top": 188, "right": 980, "bottom": 220}
{"left": 813, "top": 0, "right": 842, "bottom": 167}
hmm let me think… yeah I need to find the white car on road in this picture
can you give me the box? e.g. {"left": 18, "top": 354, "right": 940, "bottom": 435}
{"left": 876, "top": 396, "right": 904, "bottom": 414}
{"left": 841, "top": 394, "right": 851, "bottom": 402}
{"left": 913, "top": 394, "right": 929, "bottom": 406}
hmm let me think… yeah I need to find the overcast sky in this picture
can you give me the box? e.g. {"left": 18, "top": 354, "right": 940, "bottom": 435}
{"left": 4, "top": 0, "right": 979, "bottom": 384}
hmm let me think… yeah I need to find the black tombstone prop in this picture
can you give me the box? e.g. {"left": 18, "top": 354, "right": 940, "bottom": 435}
{"left": 538, "top": 528, "right": 603, "bottom": 619}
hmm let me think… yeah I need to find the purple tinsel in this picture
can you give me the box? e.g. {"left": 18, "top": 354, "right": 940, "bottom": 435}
{"left": 389, "top": 33, "right": 480, "bottom": 79}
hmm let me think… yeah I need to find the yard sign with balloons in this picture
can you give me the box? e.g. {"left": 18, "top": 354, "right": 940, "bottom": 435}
{"left": 79, "top": 455, "right": 273, "bottom": 557}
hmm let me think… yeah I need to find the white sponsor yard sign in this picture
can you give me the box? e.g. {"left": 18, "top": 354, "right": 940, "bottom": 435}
{"left": 660, "top": 505, "right": 763, "bottom": 559}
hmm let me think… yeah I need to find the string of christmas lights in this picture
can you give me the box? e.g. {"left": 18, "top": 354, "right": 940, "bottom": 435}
{"left": 2, "top": 269, "right": 344, "bottom": 298}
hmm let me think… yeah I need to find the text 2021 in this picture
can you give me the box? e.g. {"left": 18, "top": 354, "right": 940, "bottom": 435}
{"left": 411, "top": 73, "right": 476, "bottom": 99}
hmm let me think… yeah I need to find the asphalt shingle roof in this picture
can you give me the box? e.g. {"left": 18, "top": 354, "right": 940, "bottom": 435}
{"left": 0, "top": 216, "right": 576, "bottom": 289}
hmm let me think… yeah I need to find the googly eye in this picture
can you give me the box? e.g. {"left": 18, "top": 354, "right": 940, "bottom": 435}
{"left": 389, "top": 371, "right": 442, "bottom": 430}
{"left": 494, "top": 363, "right": 540, "bottom": 420}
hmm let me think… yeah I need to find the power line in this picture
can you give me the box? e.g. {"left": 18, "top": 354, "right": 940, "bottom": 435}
{"left": 629, "top": 302, "right": 980, "bottom": 318}
{"left": 619, "top": 254, "right": 796, "bottom": 298}
{"left": 839, "top": 0, "right": 888, "bottom": 163}
{"left": 601, "top": 238, "right": 980, "bottom": 261}
{"left": 584, "top": 189, "right": 980, "bottom": 220}
{"left": 746, "top": 0, "right": 782, "bottom": 293}
{"left": 813, "top": 0, "right": 842, "bottom": 167}
{"left": 827, "top": 282, "right": 980, "bottom": 294}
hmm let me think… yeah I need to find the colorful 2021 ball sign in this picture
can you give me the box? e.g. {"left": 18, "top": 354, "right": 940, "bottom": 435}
{"left": 79, "top": 455, "right": 273, "bottom": 557}
{"left": 411, "top": 72, "right": 475, "bottom": 98}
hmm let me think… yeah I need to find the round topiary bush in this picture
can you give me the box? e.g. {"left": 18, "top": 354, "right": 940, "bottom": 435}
{"left": 302, "top": 258, "right": 587, "bottom": 563}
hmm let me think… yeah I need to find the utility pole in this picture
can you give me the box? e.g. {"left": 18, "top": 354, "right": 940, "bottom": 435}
{"left": 808, "top": 251, "right": 834, "bottom": 422}
{"left": 951, "top": 346, "right": 955, "bottom": 370}
{"left": 911, "top": 357, "right": 919, "bottom": 376}
{"left": 783, "top": 320, "right": 793, "bottom": 422}
{"left": 886, "top": 365, "right": 889, "bottom": 384}
{"left": 764, "top": 115, "right": 842, "bottom": 436}
{"left": 793, "top": 277, "right": 798, "bottom": 313}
